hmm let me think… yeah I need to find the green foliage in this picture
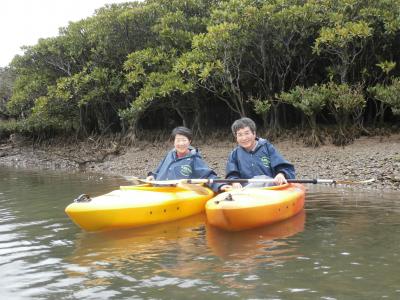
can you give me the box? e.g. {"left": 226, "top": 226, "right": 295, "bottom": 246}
{"left": 324, "top": 82, "right": 365, "bottom": 115}
{"left": 124, "top": 48, "right": 174, "bottom": 85}
{"left": 0, "top": 117, "right": 72, "bottom": 139}
{"left": 323, "top": 81, "right": 366, "bottom": 145}
{"left": 122, "top": 47, "right": 179, "bottom": 126}
{"left": 376, "top": 61, "right": 396, "bottom": 76}
{"left": 122, "top": 50, "right": 194, "bottom": 127}
{"left": 280, "top": 81, "right": 365, "bottom": 145}
{"left": 0, "top": 120, "right": 18, "bottom": 140}
{"left": 314, "top": 20, "right": 372, "bottom": 54}
{"left": 251, "top": 96, "right": 274, "bottom": 134}
{"left": 4, "top": 0, "right": 400, "bottom": 143}
{"left": 0, "top": 67, "right": 16, "bottom": 117}
{"left": 80, "top": 1, "right": 157, "bottom": 68}
{"left": 154, "top": 11, "right": 199, "bottom": 50}
{"left": 252, "top": 98, "right": 271, "bottom": 116}
{"left": 7, "top": 74, "right": 49, "bottom": 118}
{"left": 368, "top": 77, "right": 400, "bottom": 116}
{"left": 279, "top": 85, "right": 328, "bottom": 117}
{"left": 279, "top": 84, "right": 329, "bottom": 146}
{"left": 176, "top": 0, "right": 257, "bottom": 116}
{"left": 311, "top": 0, "right": 400, "bottom": 84}
{"left": 118, "top": 0, "right": 214, "bottom": 134}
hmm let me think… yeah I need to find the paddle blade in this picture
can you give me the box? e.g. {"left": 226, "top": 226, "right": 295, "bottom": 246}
{"left": 335, "top": 178, "right": 376, "bottom": 185}
{"left": 177, "top": 183, "right": 211, "bottom": 195}
{"left": 122, "top": 176, "right": 146, "bottom": 185}
{"left": 131, "top": 177, "right": 143, "bottom": 185}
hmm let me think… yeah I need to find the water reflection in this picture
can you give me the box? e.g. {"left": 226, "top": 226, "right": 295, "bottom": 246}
{"left": 68, "top": 214, "right": 206, "bottom": 266}
{"left": 69, "top": 211, "right": 306, "bottom": 265}
{"left": 66, "top": 210, "right": 307, "bottom": 295}
{"left": 202, "top": 211, "right": 306, "bottom": 292}
{"left": 206, "top": 209, "right": 305, "bottom": 260}
{"left": 2, "top": 167, "right": 400, "bottom": 299}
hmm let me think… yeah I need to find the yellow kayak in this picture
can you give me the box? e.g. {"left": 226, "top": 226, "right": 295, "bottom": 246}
{"left": 65, "top": 185, "right": 214, "bottom": 232}
{"left": 205, "top": 183, "right": 305, "bottom": 231}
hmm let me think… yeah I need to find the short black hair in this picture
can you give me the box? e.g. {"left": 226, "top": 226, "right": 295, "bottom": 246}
{"left": 171, "top": 126, "right": 193, "bottom": 141}
{"left": 231, "top": 117, "right": 256, "bottom": 136}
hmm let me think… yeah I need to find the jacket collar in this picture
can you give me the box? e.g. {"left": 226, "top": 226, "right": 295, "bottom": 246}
{"left": 240, "top": 137, "right": 266, "bottom": 153}
{"left": 172, "top": 146, "right": 197, "bottom": 159}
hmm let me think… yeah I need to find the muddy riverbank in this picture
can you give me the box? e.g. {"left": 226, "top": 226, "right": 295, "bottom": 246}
{"left": 1, "top": 134, "right": 399, "bottom": 191}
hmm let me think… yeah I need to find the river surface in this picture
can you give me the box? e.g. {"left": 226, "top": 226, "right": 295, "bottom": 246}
{"left": 0, "top": 166, "right": 399, "bottom": 299}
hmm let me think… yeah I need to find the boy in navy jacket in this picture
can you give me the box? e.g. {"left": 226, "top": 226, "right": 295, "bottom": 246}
{"left": 226, "top": 117, "right": 295, "bottom": 189}
{"left": 147, "top": 127, "right": 227, "bottom": 192}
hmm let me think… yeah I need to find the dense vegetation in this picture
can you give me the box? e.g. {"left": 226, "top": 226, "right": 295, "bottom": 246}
{"left": 1, "top": 0, "right": 400, "bottom": 146}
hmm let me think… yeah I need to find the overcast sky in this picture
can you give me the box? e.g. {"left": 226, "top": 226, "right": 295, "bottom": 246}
{"left": 0, "top": 0, "right": 131, "bottom": 67}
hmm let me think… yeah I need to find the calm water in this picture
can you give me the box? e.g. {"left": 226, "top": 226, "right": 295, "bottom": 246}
{"left": 0, "top": 166, "right": 399, "bottom": 299}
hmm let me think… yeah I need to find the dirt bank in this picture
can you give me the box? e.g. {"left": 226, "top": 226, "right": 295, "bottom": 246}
{"left": 1, "top": 134, "right": 399, "bottom": 191}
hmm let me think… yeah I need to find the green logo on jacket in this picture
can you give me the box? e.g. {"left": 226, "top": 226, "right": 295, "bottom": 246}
{"left": 180, "top": 165, "right": 192, "bottom": 176}
{"left": 261, "top": 156, "right": 270, "bottom": 167}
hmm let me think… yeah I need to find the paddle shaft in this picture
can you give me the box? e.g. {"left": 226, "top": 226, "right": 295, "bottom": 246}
{"left": 185, "top": 178, "right": 333, "bottom": 184}
{"left": 132, "top": 177, "right": 374, "bottom": 186}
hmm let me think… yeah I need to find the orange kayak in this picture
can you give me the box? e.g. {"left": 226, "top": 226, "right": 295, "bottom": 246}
{"left": 205, "top": 183, "right": 305, "bottom": 231}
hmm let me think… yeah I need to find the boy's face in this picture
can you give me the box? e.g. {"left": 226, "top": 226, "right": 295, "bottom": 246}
{"left": 236, "top": 127, "right": 256, "bottom": 151}
{"left": 174, "top": 134, "right": 191, "bottom": 155}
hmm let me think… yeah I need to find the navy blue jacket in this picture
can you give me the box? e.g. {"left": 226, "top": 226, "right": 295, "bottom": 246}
{"left": 226, "top": 138, "right": 295, "bottom": 180}
{"left": 149, "top": 147, "right": 223, "bottom": 192}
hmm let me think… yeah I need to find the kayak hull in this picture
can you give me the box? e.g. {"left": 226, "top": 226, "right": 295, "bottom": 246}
{"left": 205, "top": 183, "right": 305, "bottom": 231}
{"left": 65, "top": 185, "right": 214, "bottom": 232}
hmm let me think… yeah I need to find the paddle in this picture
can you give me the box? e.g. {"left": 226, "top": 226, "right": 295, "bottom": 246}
{"left": 124, "top": 177, "right": 375, "bottom": 195}
{"left": 124, "top": 176, "right": 211, "bottom": 195}
{"left": 185, "top": 178, "right": 375, "bottom": 185}
{"left": 137, "top": 178, "right": 376, "bottom": 185}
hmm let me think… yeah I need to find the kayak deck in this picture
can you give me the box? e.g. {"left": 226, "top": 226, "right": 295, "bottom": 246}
{"left": 65, "top": 185, "right": 214, "bottom": 232}
{"left": 205, "top": 183, "right": 305, "bottom": 231}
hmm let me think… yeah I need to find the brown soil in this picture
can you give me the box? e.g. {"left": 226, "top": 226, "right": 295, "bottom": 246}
{"left": 1, "top": 134, "right": 399, "bottom": 191}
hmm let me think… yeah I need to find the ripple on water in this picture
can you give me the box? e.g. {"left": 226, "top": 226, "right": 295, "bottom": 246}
{"left": 0, "top": 169, "right": 400, "bottom": 299}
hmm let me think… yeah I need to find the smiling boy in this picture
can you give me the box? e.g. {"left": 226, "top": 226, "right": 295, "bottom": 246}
{"left": 226, "top": 117, "right": 295, "bottom": 188}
